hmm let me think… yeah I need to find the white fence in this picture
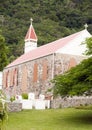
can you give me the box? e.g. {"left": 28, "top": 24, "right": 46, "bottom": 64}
{"left": 14, "top": 93, "right": 50, "bottom": 110}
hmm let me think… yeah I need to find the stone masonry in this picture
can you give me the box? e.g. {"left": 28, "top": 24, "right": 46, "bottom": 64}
{"left": 7, "top": 102, "right": 22, "bottom": 112}
{"left": 51, "top": 96, "right": 92, "bottom": 108}
{"left": 3, "top": 53, "right": 87, "bottom": 106}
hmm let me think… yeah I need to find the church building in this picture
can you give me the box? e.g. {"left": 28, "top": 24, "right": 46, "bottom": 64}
{"left": 2, "top": 20, "right": 91, "bottom": 99}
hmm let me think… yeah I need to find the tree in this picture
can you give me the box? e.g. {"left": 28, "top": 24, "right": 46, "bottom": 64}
{"left": 0, "top": 90, "right": 8, "bottom": 129}
{"left": 52, "top": 37, "right": 92, "bottom": 97}
{"left": 0, "top": 31, "right": 8, "bottom": 71}
{"left": 84, "top": 37, "right": 92, "bottom": 55}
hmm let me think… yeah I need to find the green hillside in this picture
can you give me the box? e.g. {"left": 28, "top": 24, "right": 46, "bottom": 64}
{"left": 0, "top": 0, "right": 92, "bottom": 62}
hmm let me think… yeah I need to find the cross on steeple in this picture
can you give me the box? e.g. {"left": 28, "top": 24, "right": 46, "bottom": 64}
{"left": 30, "top": 18, "right": 33, "bottom": 26}
{"left": 84, "top": 23, "right": 88, "bottom": 30}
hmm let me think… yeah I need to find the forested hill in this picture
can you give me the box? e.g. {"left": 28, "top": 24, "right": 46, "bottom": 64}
{"left": 0, "top": 0, "right": 92, "bottom": 62}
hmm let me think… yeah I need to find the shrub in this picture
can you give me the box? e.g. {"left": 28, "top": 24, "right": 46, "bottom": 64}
{"left": 10, "top": 96, "right": 15, "bottom": 102}
{"left": 0, "top": 90, "right": 8, "bottom": 129}
{"left": 22, "top": 93, "right": 28, "bottom": 99}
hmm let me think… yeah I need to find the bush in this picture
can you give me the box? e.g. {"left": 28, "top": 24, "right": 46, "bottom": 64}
{"left": 10, "top": 96, "right": 15, "bottom": 102}
{"left": 22, "top": 93, "right": 28, "bottom": 99}
{"left": 0, "top": 90, "right": 8, "bottom": 129}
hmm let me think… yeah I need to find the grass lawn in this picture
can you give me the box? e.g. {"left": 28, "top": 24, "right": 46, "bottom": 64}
{"left": 6, "top": 108, "right": 92, "bottom": 130}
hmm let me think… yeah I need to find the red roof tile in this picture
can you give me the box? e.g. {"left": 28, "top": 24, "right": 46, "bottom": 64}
{"left": 6, "top": 30, "right": 86, "bottom": 68}
{"left": 25, "top": 25, "right": 37, "bottom": 41}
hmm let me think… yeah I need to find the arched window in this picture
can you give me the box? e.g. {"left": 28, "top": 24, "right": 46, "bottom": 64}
{"left": 13, "top": 68, "right": 18, "bottom": 87}
{"left": 68, "top": 58, "right": 77, "bottom": 70}
{"left": 21, "top": 65, "right": 27, "bottom": 91}
{"left": 3, "top": 71, "right": 7, "bottom": 88}
{"left": 6, "top": 70, "right": 9, "bottom": 88}
{"left": 10, "top": 69, "right": 14, "bottom": 87}
{"left": 33, "top": 63, "right": 38, "bottom": 82}
{"left": 42, "top": 60, "right": 48, "bottom": 80}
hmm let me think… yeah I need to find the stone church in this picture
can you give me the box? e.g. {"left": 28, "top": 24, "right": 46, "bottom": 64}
{"left": 2, "top": 20, "right": 91, "bottom": 99}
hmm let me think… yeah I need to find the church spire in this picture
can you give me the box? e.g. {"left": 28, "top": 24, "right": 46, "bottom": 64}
{"left": 25, "top": 18, "right": 37, "bottom": 42}
{"left": 24, "top": 18, "right": 38, "bottom": 53}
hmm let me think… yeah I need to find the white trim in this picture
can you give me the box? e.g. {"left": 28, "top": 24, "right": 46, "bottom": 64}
{"left": 25, "top": 38, "right": 37, "bottom": 42}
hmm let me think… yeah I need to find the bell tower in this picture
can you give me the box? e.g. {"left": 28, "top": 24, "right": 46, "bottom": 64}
{"left": 24, "top": 18, "right": 37, "bottom": 53}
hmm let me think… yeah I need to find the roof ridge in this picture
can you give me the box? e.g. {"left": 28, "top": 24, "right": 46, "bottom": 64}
{"left": 6, "top": 29, "right": 89, "bottom": 68}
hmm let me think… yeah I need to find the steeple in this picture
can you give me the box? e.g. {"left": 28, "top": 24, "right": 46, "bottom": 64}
{"left": 24, "top": 18, "right": 37, "bottom": 53}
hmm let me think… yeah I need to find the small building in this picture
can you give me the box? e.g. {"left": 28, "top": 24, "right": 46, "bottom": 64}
{"left": 2, "top": 21, "right": 91, "bottom": 99}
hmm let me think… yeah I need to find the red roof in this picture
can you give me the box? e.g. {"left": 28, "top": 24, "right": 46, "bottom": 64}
{"left": 6, "top": 30, "right": 86, "bottom": 68}
{"left": 25, "top": 25, "right": 37, "bottom": 41}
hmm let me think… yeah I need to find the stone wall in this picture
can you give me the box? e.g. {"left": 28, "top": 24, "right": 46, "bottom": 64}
{"left": 51, "top": 96, "right": 92, "bottom": 108}
{"left": 3, "top": 53, "right": 87, "bottom": 99}
{"left": 54, "top": 53, "right": 86, "bottom": 76}
{"left": 7, "top": 102, "right": 22, "bottom": 112}
{"left": 3, "top": 54, "right": 54, "bottom": 98}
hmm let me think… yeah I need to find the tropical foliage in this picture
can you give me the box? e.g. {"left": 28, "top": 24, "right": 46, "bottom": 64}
{"left": 0, "top": 90, "right": 8, "bottom": 130}
{"left": 0, "top": 31, "right": 8, "bottom": 71}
